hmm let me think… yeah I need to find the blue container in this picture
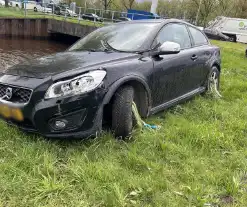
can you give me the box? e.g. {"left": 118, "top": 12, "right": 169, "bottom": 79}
{"left": 127, "top": 9, "right": 160, "bottom": 20}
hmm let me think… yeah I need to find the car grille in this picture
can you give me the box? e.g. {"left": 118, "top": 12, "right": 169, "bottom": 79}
{"left": 0, "top": 84, "right": 32, "bottom": 104}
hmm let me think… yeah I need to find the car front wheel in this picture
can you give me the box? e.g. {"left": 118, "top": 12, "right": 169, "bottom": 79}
{"left": 112, "top": 85, "right": 134, "bottom": 139}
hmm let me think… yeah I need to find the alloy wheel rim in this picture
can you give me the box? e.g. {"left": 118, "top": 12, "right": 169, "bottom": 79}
{"left": 209, "top": 71, "right": 218, "bottom": 89}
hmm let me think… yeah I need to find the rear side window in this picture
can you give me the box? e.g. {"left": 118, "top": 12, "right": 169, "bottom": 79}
{"left": 154, "top": 24, "right": 192, "bottom": 49}
{"left": 188, "top": 27, "right": 208, "bottom": 46}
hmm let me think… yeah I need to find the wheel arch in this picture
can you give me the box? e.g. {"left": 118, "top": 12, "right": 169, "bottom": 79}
{"left": 103, "top": 76, "right": 152, "bottom": 118}
{"left": 212, "top": 62, "right": 221, "bottom": 72}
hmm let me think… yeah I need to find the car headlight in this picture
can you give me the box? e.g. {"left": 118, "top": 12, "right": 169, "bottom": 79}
{"left": 45, "top": 70, "right": 106, "bottom": 99}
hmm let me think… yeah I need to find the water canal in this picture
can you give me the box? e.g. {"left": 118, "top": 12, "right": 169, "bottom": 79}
{"left": 0, "top": 38, "right": 69, "bottom": 71}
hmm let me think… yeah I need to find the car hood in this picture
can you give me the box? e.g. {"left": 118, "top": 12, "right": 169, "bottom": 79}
{"left": 5, "top": 51, "right": 137, "bottom": 79}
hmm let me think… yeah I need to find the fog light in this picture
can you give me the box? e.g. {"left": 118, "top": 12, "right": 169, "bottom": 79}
{"left": 55, "top": 120, "right": 67, "bottom": 129}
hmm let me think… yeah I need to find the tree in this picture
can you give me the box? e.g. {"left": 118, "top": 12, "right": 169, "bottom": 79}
{"left": 136, "top": 1, "right": 151, "bottom": 11}
{"left": 191, "top": 0, "right": 215, "bottom": 26}
{"left": 234, "top": 0, "right": 247, "bottom": 18}
{"left": 73, "top": 0, "right": 247, "bottom": 25}
{"left": 101, "top": 0, "right": 114, "bottom": 10}
{"left": 5, "top": 0, "right": 8, "bottom": 7}
{"left": 121, "top": 0, "right": 136, "bottom": 10}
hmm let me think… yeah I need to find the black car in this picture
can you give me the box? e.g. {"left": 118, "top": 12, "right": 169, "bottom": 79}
{"left": 0, "top": 19, "right": 221, "bottom": 139}
{"left": 204, "top": 28, "right": 230, "bottom": 41}
{"left": 54, "top": 4, "right": 67, "bottom": 15}
{"left": 82, "top": 13, "right": 103, "bottom": 22}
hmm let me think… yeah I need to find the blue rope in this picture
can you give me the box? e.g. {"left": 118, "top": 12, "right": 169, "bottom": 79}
{"left": 142, "top": 121, "right": 160, "bottom": 130}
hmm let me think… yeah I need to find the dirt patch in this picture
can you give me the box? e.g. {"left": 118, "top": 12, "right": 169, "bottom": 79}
{"left": 220, "top": 195, "right": 234, "bottom": 205}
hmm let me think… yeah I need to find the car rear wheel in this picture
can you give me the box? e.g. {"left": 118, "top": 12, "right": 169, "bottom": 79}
{"left": 207, "top": 66, "right": 220, "bottom": 91}
{"left": 112, "top": 85, "right": 134, "bottom": 139}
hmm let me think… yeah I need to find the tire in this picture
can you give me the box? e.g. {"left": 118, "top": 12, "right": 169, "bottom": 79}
{"left": 206, "top": 66, "right": 220, "bottom": 91}
{"left": 227, "top": 34, "right": 236, "bottom": 42}
{"left": 230, "top": 36, "right": 236, "bottom": 42}
{"left": 112, "top": 86, "right": 134, "bottom": 139}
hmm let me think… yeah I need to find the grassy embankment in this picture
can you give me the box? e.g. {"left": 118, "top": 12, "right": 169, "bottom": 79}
{"left": 0, "top": 7, "right": 102, "bottom": 27}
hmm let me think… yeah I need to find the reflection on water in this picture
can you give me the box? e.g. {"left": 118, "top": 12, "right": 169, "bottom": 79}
{"left": 0, "top": 38, "right": 69, "bottom": 71}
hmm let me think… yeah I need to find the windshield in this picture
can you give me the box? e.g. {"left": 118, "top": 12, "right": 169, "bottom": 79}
{"left": 68, "top": 23, "right": 158, "bottom": 53}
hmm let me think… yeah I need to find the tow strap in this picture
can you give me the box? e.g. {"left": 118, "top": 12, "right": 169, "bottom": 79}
{"left": 132, "top": 102, "right": 160, "bottom": 130}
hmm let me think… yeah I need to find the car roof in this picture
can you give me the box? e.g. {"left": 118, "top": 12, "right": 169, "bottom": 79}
{"left": 116, "top": 19, "right": 197, "bottom": 28}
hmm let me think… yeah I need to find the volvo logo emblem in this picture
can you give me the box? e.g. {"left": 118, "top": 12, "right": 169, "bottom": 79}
{"left": 5, "top": 87, "right": 13, "bottom": 100}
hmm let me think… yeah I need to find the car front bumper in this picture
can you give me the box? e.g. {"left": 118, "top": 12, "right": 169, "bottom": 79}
{"left": 0, "top": 89, "right": 106, "bottom": 139}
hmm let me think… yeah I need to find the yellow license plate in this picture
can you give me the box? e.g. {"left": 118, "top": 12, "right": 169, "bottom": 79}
{"left": 0, "top": 104, "right": 24, "bottom": 121}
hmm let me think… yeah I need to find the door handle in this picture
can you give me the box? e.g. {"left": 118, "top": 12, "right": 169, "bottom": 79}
{"left": 191, "top": 55, "right": 198, "bottom": 61}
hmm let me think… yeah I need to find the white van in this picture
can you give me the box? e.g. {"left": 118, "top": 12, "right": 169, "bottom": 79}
{"left": 10, "top": 0, "right": 38, "bottom": 10}
{"left": 206, "top": 16, "right": 247, "bottom": 43}
{"left": 24, "top": 1, "right": 37, "bottom": 10}
{"left": 9, "top": 0, "right": 22, "bottom": 8}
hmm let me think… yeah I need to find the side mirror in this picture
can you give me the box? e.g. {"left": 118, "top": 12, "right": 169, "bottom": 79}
{"left": 154, "top": 41, "right": 181, "bottom": 56}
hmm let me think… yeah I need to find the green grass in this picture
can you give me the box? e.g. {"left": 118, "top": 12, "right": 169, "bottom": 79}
{"left": 0, "top": 7, "right": 103, "bottom": 27}
{"left": 0, "top": 38, "right": 247, "bottom": 206}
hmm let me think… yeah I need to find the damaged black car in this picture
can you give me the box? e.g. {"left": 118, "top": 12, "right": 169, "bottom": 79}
{"left": 0, "top": 19, "right": 221, "bottom": 138}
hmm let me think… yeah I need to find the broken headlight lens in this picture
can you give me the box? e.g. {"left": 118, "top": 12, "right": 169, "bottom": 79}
{"left": 45, "top": 70, "right": 106, "bottom": 99}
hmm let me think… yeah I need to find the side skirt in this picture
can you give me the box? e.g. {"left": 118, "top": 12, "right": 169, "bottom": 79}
{"left": 150, "top": 87, "right": 206, "bottom": 115}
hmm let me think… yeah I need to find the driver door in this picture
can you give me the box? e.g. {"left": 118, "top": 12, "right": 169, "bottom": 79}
{"left": 148, "top": 23, "right": 198, "bottom": 107}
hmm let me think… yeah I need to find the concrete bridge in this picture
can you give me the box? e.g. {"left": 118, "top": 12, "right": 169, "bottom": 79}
{"left": 0, "top": 18, "right": 98, "bottom": 38}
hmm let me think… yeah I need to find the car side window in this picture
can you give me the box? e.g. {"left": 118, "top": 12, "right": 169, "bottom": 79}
{"left": 154, "top": 24, "right": 191, "bottom": 49}
{"left": 188, "top": 27, "right": 208, "bottom": 46}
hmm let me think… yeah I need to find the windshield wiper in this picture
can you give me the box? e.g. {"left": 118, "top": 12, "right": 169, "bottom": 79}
{"left": 101, "top": 40, "right": 130, "bottom": 53}
{"left": 100, "top": 40, "right": 112, "bottom": 52}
